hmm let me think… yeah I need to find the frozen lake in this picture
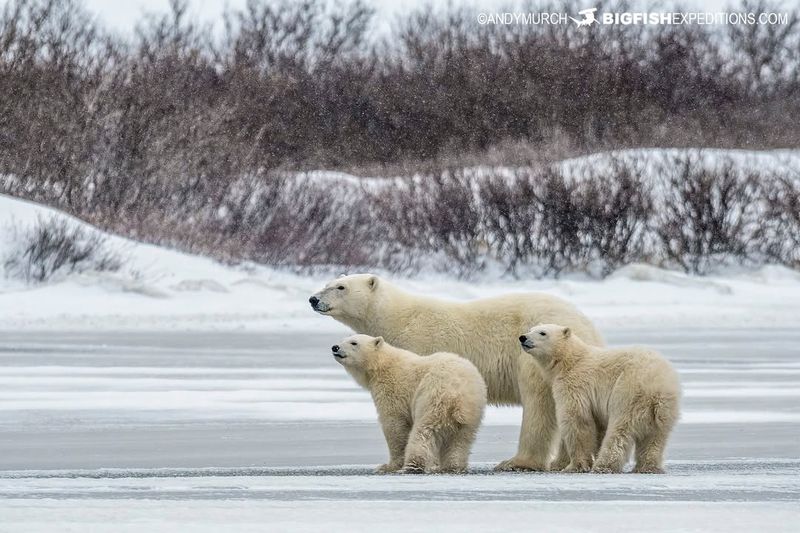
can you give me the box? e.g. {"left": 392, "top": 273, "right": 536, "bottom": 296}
{"left": 1, "top": 328, "right": 799, "bottom": 531}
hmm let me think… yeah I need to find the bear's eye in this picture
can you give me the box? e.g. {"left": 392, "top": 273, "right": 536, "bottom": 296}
{"left": 337, "top": 286, "right": 345, "bottom": 290}
{"left": 350, "top": 341, "right": 357, "bottom": 346}
{"left": 539, "top": 332, "right": 547, "bottom": 337}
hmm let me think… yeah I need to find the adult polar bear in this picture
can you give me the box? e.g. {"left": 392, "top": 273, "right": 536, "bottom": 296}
{"left": 309, "top": 273, "right": 604, "bottom": 471}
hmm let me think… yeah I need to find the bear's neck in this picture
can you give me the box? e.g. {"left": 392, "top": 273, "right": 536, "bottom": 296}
{"left": 554, "top": 338, "right": 591, "bottom": 374}
{"left": 356, "top": 348, "right": 413, "bottom": 392}
{"left": 340, "top": 283, "right": 447, "bottom": 339}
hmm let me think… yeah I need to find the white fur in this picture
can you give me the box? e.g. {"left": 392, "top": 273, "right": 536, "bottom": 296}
{"left": 312, "top": 274, "right": 603, "bottom": 471}
{"left": 521, "top": 324, "right": 681, "bottom": 474}
{"left": 333, "top": 334, "right": 487, "bottom": 473}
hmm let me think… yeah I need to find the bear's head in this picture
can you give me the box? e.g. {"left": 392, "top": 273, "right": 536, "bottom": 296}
{"left": 519, "top": 323, "right": 571, "bottom": 371}
{"left": 309, "top": 273, "right": 379, "bottom": 320}
{"left": 331, "top": 334, "right": 384, "bottom": 370}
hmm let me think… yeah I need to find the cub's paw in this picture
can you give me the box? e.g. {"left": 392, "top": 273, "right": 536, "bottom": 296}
{"left": 494, "top": 457, "right": 547, "bottom": 472}
{"left": 548, "top": 455, "right": 570, "bottom": 472}
{"left": 562, "top": 461, "right": 592, "bottom": 473}
{"left": 633, "top": 465, "right": 665, "bottom": 474}
{"left": 375, "top": 463, "right": 402, "bottom": 474}
{"left": 591, "top": 463, "right": 622, "bottom": 474}
{"left": 399, "top": 463, "right": 426, "bottom": 474}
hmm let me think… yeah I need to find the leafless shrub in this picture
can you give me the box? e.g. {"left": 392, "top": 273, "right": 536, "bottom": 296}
{"left": 374, "top": 171, "right": 486, "bottom": 276}
{"left": 477, "top": 163, "right": 653, "bottom": 278}
{"left": 760, "top": 174, "right": 800, "bottom": 268}
{"left": 655, "top": 159, "right": 763, "bottom": 274}
{"left": 575, "top": 165, "right": 655, "bottom": 276}
{"left": 479, "top": 168, "right": 588, "bottom": 277}
{"left": 478, "top": 171, "right": 539, "bottom": 275}
{"left": 4, "top": 216, "right": 123, "bottom": 282}
{"left": 727, "top": 0, "right": 800, "bottom": 98}
{"left": 240, "top": 179, "right": 376, "bottom": 268}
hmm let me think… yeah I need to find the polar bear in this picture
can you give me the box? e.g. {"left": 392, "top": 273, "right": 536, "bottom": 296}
{"left": 520, "top": 324, "right": 680, "bottom": 474}
{"left": 310, "top": 273, "right": 603, "bottom": 471}
{"left": 332, "top": 334, "right": 487, "bottom": 473}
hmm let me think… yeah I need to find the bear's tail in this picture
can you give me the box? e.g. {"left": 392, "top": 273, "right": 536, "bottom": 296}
{"left": 650, "top": 393, "right": 680, "bottom": 429}
{"left": 448, "top": 400, "right": 468, "bottom": 427}
{"left": 445, "top": 393, "right": 479, "bottom": 428}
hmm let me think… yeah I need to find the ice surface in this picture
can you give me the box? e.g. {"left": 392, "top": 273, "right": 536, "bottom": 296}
{"left": 2, "top": 500, "right": 798, "bottom": 533}
{"left": 1, "top": 329, "right": 799, "bottom": 531}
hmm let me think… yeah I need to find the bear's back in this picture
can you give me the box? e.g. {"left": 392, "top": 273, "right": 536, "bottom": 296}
{"left": 416, "top": 351, "right": 486, "bottom": 395}
{"left": 583, "top": 344, "right": 680, "bottom": 396}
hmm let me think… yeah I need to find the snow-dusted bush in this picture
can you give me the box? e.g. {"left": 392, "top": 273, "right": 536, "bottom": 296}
{"left": 760, "top": 174, "right": 800, "bottom": 268}
{"left": 368, "top": 155, "right": 789, "bottom": 278}
{"left": 655, "top": 160, "right": 764, "bottom": 274}
{"left": 372, "top": 163, "right": 656, "bottom": 278}
{"left": 373, "top": 171, "right": 487, "bottom": 277}
{"left": 3, "top": 154, "right": 796, "bottom": 280}
{"left": 4, "top": 217, "right": 123, "bottom": 283}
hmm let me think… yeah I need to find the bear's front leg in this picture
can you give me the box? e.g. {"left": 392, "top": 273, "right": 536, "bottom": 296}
{"left": 376, "top": 415, "right": 410, "bottom": 474}
{"left": 557, "top": 403, "right": 597, "bottom": 474}
{"left": 494, "top": 358, "right": 555, "bottom": 472}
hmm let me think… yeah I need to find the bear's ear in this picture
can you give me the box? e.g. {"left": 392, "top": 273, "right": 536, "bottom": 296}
{"left": 562, "top": 327, "right": 571, "bottom": 338}
{"left": 374, "top": 336, "right": 384, "bottom": 348}
{"left": 368, "top": 275, "right": 379, "bottom": 291}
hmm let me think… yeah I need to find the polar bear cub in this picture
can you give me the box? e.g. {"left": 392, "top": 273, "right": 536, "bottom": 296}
{"left": 332, "top": 334, "right": 487, "bottom": 474}
{"left": 520, "top": 324, "right": 680, "bottom": 474}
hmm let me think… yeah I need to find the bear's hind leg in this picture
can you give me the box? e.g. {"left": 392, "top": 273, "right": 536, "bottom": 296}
{"left": 592, "top": 418, "right": 634, "bottom": 473}
{"left": 633, "top": 430, "right": 668, "bottom": 474}
{"left": 634, "top": 393, "right": 678, "bottom": 473}
{"left": 402, "top": 423, "right": 440, "bottom": 474}
{"left": 439, "top": 424, "right": 478, "bottom": 474}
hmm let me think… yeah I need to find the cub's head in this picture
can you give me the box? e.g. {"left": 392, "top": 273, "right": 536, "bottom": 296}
{"left": 519, "top": 323, "right": 571, "bottom": 370}
{"left": 331, "top": 334, "right": 384, "bottom": 369}
{"left": 309, "top": 273, "right": 380, "bottom": 320}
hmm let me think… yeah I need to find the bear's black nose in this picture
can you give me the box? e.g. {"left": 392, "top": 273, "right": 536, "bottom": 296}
{"left": 519, "top": 335, "right": 527, "bottom": 343}
{"left": 332, "top": 345, "right": 340, "bottom": 353}
{"left": 309, "top": 296, "right": 319, "bottom": 307}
